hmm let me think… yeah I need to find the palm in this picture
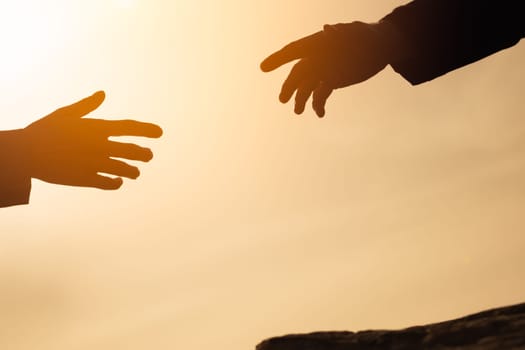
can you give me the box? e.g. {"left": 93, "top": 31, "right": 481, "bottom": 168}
{"left": 22, "top": 91, "right": 163, "bottom": 189}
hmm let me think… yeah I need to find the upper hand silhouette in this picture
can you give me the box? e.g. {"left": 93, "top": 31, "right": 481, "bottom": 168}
{"left": 19, "top": 91, "right": 163, "bottom": 190}
{"left": 261, "top": 22, "right": 394, "bottom": 118}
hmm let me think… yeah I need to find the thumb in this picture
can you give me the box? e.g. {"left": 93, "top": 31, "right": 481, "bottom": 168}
{"left": 53, "top": 91, "right": 106, "bottom": 119}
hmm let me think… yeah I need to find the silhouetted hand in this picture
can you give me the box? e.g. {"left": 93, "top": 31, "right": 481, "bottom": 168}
{"left": 19, "top": 91, "right": 163, "bottom": 190}
{"left": 261, "top": 22, "right": 394, "bottom": 117}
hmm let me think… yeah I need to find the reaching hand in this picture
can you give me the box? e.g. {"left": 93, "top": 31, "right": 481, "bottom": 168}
{"left": 20, "top": 91, "right": 163, "bottom": 190}
{"left": 261, "top": 22, "right": 392, "bottom": 117}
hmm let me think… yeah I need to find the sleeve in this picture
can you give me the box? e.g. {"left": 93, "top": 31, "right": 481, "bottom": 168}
{"left": 0, "top": 130, "right": 32, "bottom": 208}
{"left": 381, "top": 0, "right": 525, "bottom": 84}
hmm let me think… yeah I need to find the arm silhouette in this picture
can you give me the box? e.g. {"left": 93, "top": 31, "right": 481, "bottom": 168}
{"left": 0, "top": 91, "right": 162, "bottom": 208}
{"left": 261, "top": 0, "right": 525, "bottom": 117}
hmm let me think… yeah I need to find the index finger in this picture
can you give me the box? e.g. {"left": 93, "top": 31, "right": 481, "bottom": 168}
{"left": 96, "top": 119, "right": 163, "bottom": 138}
{"left": 260, "top": 30, "right": 324, "bottom": 72}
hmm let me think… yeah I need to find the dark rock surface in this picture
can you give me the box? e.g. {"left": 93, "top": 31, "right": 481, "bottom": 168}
{"left": 257, "top": 303, "right": 525, "bottom": 350}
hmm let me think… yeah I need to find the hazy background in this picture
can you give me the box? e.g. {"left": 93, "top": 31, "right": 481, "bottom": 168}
{"left": 1, "top": 0, "right": 524, "bottom": 349}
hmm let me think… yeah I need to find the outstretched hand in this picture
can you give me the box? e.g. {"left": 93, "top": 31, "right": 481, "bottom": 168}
{"left": 261, "top": 22, "right": 391, "bottom": 117}
{"left": 20, "top": 91, "right": 163, "bottom": 190}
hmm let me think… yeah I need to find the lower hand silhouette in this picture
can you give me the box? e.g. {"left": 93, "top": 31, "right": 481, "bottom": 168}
{"left": 19, "top": 91, "right": 163, "bottom": 189}
{"left": 261, "top": 22, "right": 394, "bottom": 117}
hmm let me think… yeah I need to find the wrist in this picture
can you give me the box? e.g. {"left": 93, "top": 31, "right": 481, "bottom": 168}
{"left": 0, "top": 128, "right": 32, "bottom": 172}
{"left": 0, "top": 129, "right": 32, "bottom": 207}
{"left": 373, "top": 20, "right": 413, "bottom": 64}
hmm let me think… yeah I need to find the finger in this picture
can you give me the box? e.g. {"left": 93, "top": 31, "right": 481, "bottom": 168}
{"left": 86, "top": 175, "right": 123, "bottom": 190}
{"left": 294, "top": 79, "right": 318, "bottom": 115}
{"left": 99, "top": 158, "right": 140, "bottom": 179}
{"left": 279, "top": 59, "right": 312, "bottom": 103}
{"left": 54, "top": 91, "right": 106, "bottom": 119}
{"left": 106, "top": 141, "right": 153, "bottom": 162}
{"left": 93, "top": 119, "right": 163, "bottom": 138}
{"left": 312, "top": 82, "right": 333, "bottom": 118}
{"left": 260, "top": 31, "right": 324, "bottom": 72}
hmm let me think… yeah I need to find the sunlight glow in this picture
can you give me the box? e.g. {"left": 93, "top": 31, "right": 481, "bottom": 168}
{"left": 113, "top": 0, "right": 138, "bottom": 9}
{"left": 0, "top": 2, "right": 64, "bottom": 82}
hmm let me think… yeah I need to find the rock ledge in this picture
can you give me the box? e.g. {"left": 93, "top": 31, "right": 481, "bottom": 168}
{"left": 257, "top": 303, "right": 525, "bottom": 350}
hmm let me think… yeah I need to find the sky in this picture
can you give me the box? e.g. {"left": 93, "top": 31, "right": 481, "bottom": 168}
{"left": 1, "top": 0, "right": 525, "bottom": 349}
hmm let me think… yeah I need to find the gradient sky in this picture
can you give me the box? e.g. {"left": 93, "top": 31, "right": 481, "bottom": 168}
{"left": 1, "top": 1, "right": 524, "bottom": 349}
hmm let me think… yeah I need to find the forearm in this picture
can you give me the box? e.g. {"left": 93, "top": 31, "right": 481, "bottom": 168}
{"left": 380, "top": 0, "right": 525, "bottom": 84}
{"left": 0, "top": 129, "right": 31, "bottom": 207}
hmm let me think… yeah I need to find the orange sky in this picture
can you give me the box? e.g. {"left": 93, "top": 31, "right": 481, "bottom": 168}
{"left": 1, "top": 1, "right": 524, "bottom": 349}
